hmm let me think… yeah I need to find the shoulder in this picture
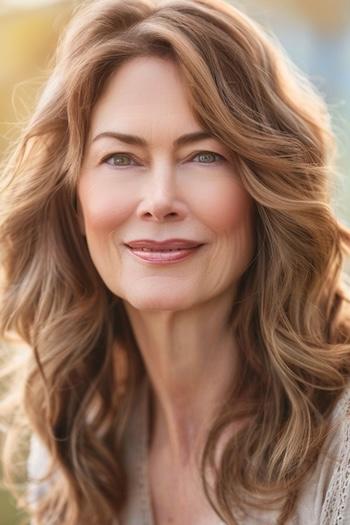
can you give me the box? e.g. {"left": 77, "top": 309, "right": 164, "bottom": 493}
{"left": 27, "top": 433, "right": 52, "bottom": 507}
{"left": 25, "top": 377, "right": 147, "bottom": 516}
{"left": 27, "top": 434, "right": 50, "bottom": 477}
{"left": 319, "top": 384, "right": 350, "bottom": 524}
{"left": 293, "top": 383, "right": 350, "bottom": 525}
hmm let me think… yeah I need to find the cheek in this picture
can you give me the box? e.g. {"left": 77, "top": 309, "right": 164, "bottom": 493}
{"left": 192, "top": 176, "right": 255, "bottom": 277}
{"left": 77, "top": 176, "right": 134, "bottom": 233}
{"left": 192, "top": 176, "right": 253, "bottom": 233}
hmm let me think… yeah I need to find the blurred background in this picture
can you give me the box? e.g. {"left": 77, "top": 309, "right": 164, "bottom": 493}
{"left": 0, "top": 0, "right": 349, "bottom": 523}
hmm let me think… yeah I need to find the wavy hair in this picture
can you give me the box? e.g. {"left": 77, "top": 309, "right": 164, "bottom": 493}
{"left": 1, "top": 0, "right": 350, "bottom": 523}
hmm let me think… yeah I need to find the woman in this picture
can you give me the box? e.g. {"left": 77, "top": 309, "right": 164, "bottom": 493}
{"left": 1, "top": 0, "right": 350, "bottom": 523}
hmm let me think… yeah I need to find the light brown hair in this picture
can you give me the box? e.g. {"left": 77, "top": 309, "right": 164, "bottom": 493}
{"left": 1, "top": 0, "right": 350, "bottom": 523}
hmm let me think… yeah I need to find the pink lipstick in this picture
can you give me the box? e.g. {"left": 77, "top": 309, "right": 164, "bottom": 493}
{"left": 124, "top": 239, "right": 205, "bottom": 265}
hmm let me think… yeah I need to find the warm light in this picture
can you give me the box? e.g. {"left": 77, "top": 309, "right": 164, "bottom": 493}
{"left": 3, "top": 0, "right": 59, "bottom": 7}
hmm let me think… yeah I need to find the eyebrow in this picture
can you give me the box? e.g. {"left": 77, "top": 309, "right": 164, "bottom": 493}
{"left": 90, "top": 130, "right": 216, "bottom": 148}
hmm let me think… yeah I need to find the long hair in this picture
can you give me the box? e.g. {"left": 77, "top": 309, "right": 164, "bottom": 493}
{"left": 1, "top": 0, "right": 350, "bottom": 523}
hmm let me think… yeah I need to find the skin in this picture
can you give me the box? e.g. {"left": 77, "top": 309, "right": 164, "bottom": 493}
{"left": 77, "top": 56, "right": 255, "bottom": 523}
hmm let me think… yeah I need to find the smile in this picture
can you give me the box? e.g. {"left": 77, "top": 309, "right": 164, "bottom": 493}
{"left": 125, "top": 245, "right": 203, "bottom": 264}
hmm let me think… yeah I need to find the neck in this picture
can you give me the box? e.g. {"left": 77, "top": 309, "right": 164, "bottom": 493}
{"left": 123, "top": 287, "right": 238, "bottom": 466}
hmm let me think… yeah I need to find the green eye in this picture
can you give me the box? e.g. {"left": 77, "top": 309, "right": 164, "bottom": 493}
{"left": 192, "top": 151, "right": 225, "bottom": 164}
{"left": 101, "top": 150, "right": 225, "bottom": 168}
{"left": 103, "top": 153, "right": 135, "bottom": 167}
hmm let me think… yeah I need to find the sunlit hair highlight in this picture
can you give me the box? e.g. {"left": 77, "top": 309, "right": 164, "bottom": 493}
{"left": 1, "top": 0, "right": 350, "bottom": 524}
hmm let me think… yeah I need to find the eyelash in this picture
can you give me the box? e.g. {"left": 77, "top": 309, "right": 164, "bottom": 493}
{"left": 100, "top": 150, "right": 226, "bottom": 168}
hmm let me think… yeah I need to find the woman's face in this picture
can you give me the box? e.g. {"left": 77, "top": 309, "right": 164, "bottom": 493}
{"left": 77, "top": 56, "right": 255, "bottom": 311}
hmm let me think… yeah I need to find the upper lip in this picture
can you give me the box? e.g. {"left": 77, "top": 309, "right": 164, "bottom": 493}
{"left": 125, "top": 239, "right": 204, "bottom": 249}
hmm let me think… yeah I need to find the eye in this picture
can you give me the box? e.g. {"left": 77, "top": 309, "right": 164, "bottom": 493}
{"left": 101, "top": 152, "right": 137, "bottom": 167}
{"left": 100, "top": 150, "right": 225, "bottom": 168}
{"left": 191, "top": 151, "right": 225, "bottom": 164}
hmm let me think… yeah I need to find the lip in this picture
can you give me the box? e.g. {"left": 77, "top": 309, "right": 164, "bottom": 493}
{"left": 125, "top": 239, "right": 204, "bottom": 265}
{"left": 124, "top": 239, "right": 204, "bottom": 250}
{"left": 125, "top": 244, "right": 203, "bottom": 264}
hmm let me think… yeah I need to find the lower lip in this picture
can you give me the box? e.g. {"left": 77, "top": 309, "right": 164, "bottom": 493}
{"left": 125, "top": 245, "right": 203, "bottom": 264}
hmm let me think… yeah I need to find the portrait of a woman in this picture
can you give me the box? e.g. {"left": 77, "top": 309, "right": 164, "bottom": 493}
{"left": 1, "top": 0, "right": 350, "bottom": 524}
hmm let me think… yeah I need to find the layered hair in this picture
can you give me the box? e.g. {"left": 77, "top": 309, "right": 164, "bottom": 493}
{"left": 1, "top": 0, "right": 350, "bottom": 523}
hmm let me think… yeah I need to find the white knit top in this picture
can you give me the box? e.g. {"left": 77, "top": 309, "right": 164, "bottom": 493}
{"left": 28, "top": 378, "right": 350, "bottom": 524}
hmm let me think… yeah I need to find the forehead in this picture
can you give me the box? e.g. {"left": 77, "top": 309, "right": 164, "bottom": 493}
{"left": 88, "top": 56, "right": 200, "bottom": 141}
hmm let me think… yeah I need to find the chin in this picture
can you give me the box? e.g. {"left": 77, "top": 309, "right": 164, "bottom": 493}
{"left": 121, "top": 288, "right": 199, "bottom": 312}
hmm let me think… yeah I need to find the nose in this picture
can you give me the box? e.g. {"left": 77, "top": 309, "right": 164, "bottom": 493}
{"left": 136, "top": 166, "right": 187, "bottom": 222}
